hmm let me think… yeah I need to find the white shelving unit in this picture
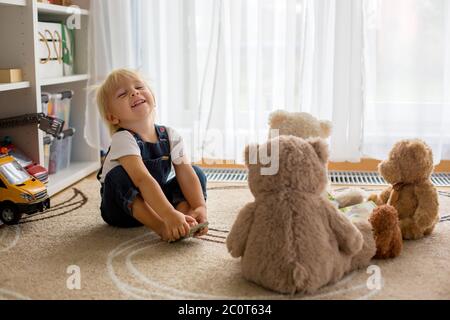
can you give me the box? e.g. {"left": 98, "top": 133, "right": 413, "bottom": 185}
{"left": 36, "top": 1, "right": 89, "bottom": 15}
{"left": 0, "top": 81, "right": 30, "bottom": 92}
{"left": 0, "top": 0, "right": 26, "bottom": 7}
{"left": 40, "top": 74, "right": 89, "bottom": 86}
{"left": 0, "top": 0, "right": 99, "bottom": 196}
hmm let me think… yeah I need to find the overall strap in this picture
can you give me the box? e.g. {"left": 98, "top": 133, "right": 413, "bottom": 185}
{"left": 96, "top": 128, "right": 129, "bottom": 182}
{"left": 96, "top": 147, "right": 110, "bottom": 182}
{"left": 155, "top": 125, "right": 169, "bottom": 141}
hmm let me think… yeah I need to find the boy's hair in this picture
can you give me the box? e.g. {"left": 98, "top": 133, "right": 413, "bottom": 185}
{"left": 96, "top": 68, "right": 154, "bottom": 135}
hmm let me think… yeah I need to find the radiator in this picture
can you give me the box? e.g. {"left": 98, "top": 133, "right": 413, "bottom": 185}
{"left": 202, "top": 168, "right": 450, "bottom": 187}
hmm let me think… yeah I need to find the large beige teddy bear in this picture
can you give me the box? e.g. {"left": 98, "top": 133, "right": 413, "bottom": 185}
{"left": 226, "top": 136, "right": 376, "bottom": 294}
{"left": 368, "top": 139, "right": 439, "bottom": 240}
{"left": 268, "top": 110, "right": 333, "bottom": 139}
{"left": 269, "top": 110, "right": 364, "bottom": 208}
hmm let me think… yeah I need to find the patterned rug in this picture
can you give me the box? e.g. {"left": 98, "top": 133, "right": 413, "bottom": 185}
{"left": 0, "top": 176, "right": 449, "bottom": 300}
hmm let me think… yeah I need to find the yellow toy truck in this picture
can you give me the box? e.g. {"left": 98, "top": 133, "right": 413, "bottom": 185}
{"left": 0, "top": 154, "right": 50, "bottom": 225}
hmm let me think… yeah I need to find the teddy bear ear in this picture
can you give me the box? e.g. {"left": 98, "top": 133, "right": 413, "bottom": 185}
{"left": 307, "top": 138, "right": 329, "bottom": 164}
{"left": 319, "top": 120, "right": 333, "bottom": 138}
{"left": 269, "top": 110, "right": 288, "bottom": 128}
{"left": 409, "top": 139, "right": 432, "bottom": 157}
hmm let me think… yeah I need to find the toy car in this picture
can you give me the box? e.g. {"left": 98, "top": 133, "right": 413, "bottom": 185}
{"left": 1, "top": 137, "right": 49, "bottom": 184}
{"left": 0, "top": 154, "right": 50, "bottom": 225}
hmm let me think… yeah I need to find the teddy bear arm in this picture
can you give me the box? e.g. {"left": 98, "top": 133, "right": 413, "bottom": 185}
{"left": 334, "top": 187, "right": 365, "bottom": 208}
{"left": 371, "top": 187, "right": 392, "bottom": 205}
{"left": 226, "top": 202, "right": 256, "bottom": 258}
{"left": 326, "top": 205, "right": 363, "bottom": 255}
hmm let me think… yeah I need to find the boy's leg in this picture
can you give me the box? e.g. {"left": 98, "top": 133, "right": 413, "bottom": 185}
{"left": 164, "top": 165, "right": 208, "bottom": 211}
{"left": 101, "top": 166, "right": 163, "bottom": 233}
{"left": 131, "top": 195, "right": 169, "bottom": 240}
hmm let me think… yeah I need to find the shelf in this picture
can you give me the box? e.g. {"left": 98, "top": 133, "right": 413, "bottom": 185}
{"left": 37, "top": 2, "right": 89, "bottom": 16}
{"left": 0, "top": 81, "right": 30, "bottom": 92}
{"left": 0, "top": 0, "right": 26, "bottom": 7}
{"left": 40, "top": 74, "right": 89, "bottom": 86}
{"left": 48, "top": 161, "right": 100, "bottom": 196}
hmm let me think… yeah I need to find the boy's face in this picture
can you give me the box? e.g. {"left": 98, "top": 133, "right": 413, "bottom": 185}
{"left": 107, "top": 76, "right": 156, "bottom": 127}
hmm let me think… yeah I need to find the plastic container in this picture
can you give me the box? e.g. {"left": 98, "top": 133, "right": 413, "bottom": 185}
{"left": 41, "top": 91, "right": 74, "bottom": 174}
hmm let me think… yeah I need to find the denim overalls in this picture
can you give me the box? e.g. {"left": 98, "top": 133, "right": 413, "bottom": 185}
{"left": 97, "top": 125, "right": 207, "bottom": 228}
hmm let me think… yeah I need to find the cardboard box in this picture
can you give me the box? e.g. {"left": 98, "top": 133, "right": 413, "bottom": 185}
{"left": 0, "top": 69, "right": 23, "bottom": 83}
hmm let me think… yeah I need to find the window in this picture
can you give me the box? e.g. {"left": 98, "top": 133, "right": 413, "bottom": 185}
{"left": 362, "top": 0, "right": 450, "bottom": 162}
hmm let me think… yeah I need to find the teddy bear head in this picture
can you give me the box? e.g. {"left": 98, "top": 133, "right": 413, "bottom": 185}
{"left": 269, "top": 110, "right": 332, "bottom": 139}
{"left": 379, "top": 139, "right": 434, "bottom": 185}
{"left": 244, "top": 136, "right": 329, "bottom": 195}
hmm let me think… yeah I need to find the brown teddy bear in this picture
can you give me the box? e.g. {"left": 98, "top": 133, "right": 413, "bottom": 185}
{"left": 368, "top": 139, "right": 439, "bottom": 240}
{"left": 226, "top": 136, "right": 376, "bottom": 294}
{"left": 269, "top": 110, "right": 365, "bottom": 209}
{"left": 369, "top": 205, "right": 403, "bottom": 259}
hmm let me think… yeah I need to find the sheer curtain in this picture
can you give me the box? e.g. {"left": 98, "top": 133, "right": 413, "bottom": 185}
{"left": 85, "top": 0, "right": 366, "bottom": 163}
{"left": 362, "top": 0, "right": 450, "bottom": 163}
{"left": 135, "top": 0, "right": 347, "bottom": 163}
{"left": 84, "top": 0, "right": 136, "bottom": 151}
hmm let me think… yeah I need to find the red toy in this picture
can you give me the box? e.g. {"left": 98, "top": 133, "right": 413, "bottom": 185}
{"left": 0, "top": 138, "right": 49, "bottom": 184}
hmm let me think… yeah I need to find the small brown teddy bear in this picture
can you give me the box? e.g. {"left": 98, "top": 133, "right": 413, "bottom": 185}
{"left": 368, "top": 139, "right": 439, "bottom": 240}
{"left": 226, "top": 136, "right": 376, "bottom": 294}
{"left": 369, "top": 205, "right": 403, "bottom": 259}
{"left": 269, "top": 110, "right": 365, "bottom": 209}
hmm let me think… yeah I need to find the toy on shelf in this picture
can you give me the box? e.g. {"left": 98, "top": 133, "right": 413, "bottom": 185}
{"left": 0, "top": 112, "right": 65, "bottom": 138}
{"left": 1, "top": 137, "right": 48, "bottom": 184}
{"left": 0, "top": 154, "right": 50, "bottom": 225}
{"left": 0, "top": 69, "right": 23, "bottom": 84}
{"left": 0, "top": 102, "right": 75, "bottom": 175}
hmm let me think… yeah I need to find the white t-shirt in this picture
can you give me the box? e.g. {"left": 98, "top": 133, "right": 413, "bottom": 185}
{"left": 99, "top": 127, "right": 187, "bottom": 183}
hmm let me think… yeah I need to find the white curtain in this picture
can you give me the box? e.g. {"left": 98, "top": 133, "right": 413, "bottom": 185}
{"left": 84, "top": 0, "right": 137, "bottom": 151}
{"left": 132, "top": 0, "right": 349, "bottom": 163}
{"left": 85, "top": 0, "right": 399, "bottom": 163}
{"left": 362, "top": 0, "right": 450, "bottom": 163}
{"left": 85, "top": 0, "right": 450, "bottom": 164}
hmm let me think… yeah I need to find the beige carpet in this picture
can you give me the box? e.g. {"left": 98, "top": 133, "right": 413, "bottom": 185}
{"left": 1, "top": 175, "right": 449, "bottom": 300}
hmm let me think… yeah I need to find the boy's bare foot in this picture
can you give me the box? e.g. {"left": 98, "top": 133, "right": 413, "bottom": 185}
{"left": 155, "top": 224, "right": 171, "bottom": 242}
{"left": 176, "top": 201, "right": 191, "bottom": 215}
{"left": 176, "top": 201, "right": 208, "bottom": 237}
{"left": 187, "top": 207, "right": 208, "bottom": 237}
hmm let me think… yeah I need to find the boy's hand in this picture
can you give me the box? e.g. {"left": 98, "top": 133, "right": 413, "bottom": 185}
{"left": 189, "top": 206, "right": 208, "bottom": 237}
{"left": 165, "top": 209, "right": 191, "bottom": 241}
